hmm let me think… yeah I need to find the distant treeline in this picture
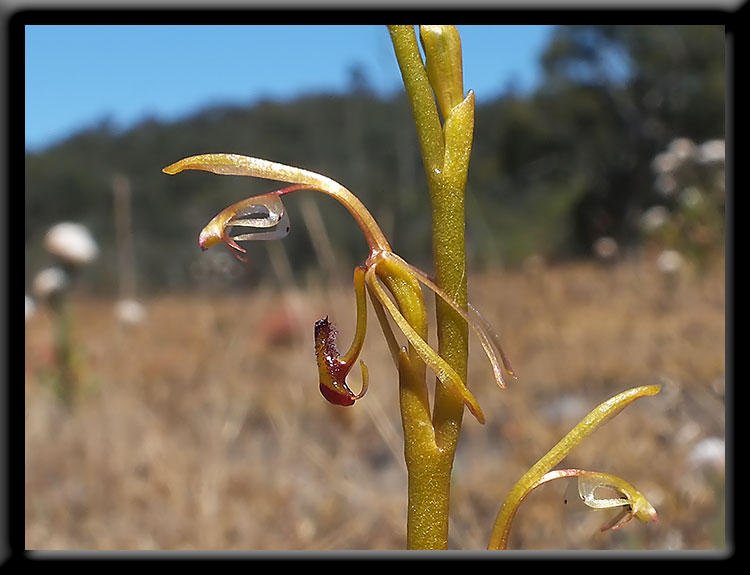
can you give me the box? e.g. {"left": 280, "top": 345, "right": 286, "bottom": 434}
{"left": 25, "top": 25, "right": 725, "bottom": 295}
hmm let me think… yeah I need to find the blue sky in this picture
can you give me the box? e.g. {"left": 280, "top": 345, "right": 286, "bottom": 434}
{"left": 25, "top": 25, "right": 554, "bottom": 152}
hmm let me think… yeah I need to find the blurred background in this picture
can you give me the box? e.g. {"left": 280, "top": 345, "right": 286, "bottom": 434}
{"left": 25, "top": 25, "right": 726, "bottom": 551}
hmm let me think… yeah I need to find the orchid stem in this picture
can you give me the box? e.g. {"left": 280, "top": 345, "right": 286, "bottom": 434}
{"left": 390, "top": 24, "right": 474, "bottom": 549}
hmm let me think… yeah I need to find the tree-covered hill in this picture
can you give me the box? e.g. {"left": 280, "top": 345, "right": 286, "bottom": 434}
{"left": 25, "top": 25, "right": 725, "bottom": 295}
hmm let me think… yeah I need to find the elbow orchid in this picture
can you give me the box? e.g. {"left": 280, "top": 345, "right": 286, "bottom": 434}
{"left": 159, "top": 26, "right": 663, "bottom": 551}
{"left": 163, "top": 153, "right": 515, "bottom": 423}
{"left": 575, "top": 470, "right": 658, "bottom": 530}
{"left": 487, "top": 385, "right": 661, "bottom": 549}
{"left": 536, "top": 469, "right": 658, "bottom": 532}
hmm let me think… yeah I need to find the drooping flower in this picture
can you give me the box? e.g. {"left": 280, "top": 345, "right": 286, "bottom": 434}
{"left": 535, "top": 469, "right": 658, "bottom": 531}
{"left": 197, "top": 187, "right": 295, "bottom": 262}
{"left": 163, "top": 153, "right": 515, "bottom": 423}
{"left": 487, "top": 385, "right": 661, "bottom": 549}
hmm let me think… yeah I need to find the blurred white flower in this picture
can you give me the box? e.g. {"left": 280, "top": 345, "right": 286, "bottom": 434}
{"left": 652, "top": 137, "right": 705, "bottom": 176}
{"left": 667, "top": 137, "right": 697, "bottom": 162}
{"left": 651, "top": 151, "right": 680, "bottom": 175}
{"left": 640, "top": 205, "right": 670, "bottom": 233}
{"left": 114, "top": 299, "right": 148, "bottom": 326}
{"left": 25, "top": 294, "right": 36, "bottom": 320}
{"left": 592, "top": 236, "right": 619, "bottom": 261}
{"left": 654, "top": 172, "right": 678, "bottom": 196}
{"left": 656, "top": 249, "right": 685, "bottom": 275}
{"left": 32, "top": 267, "right": 69, "bottom": 301}
{"left": 688, "top": 436, "right": 724, "bottom": 473}
{"left": 44, "top": 222, "right": 99, "bottom": 266}
{"left": 697, "top": 139, "right": 725, "bottom": 165}
{"left": 676, "top": 420, "right": 701, "bottom": 445}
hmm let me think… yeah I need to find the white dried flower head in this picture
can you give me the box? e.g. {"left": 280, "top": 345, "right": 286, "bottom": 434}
{"left": 667, "top": 137, "right": 697, "bottom": 162}
{"left": 44, "top": 222, "right": 99, "bottom": 266}
{"left": 114, "top": 299, "right": 148, "bottom": 326}
{"left": 688, "top": 436, "right": 725, "bottom": 474}
{"left": 640, "top": 205, "right": 670, "bottom": 233}
{"left": 640, "top": 206, "right": 669, "bottom": 233}
{"left": 654, "top": 172, "right": 678, "bottom": 196}
{"left": 592, "top": 236, "right": 619, "bottom": 261}
{"left": 656, "top": 249, "right": 684, "bottom": 275}
{"left": 651, "top": 151, "right": 680, "bottom": 175}
{"left": 26, "top": 295, "right": 36, "bottom": 320}
{"left": 32, "top": 267, "right": 69, "bottom": 301}
{"left": 697, "top": 139, "right": 725, "bottom": 165}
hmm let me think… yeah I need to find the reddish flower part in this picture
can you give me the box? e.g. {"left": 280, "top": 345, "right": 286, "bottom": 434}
{"left": 314, "top": 316, "right": 367, "bottom": 407}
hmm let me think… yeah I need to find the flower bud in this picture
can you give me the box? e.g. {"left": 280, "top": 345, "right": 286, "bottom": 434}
{"left": 420, "top": 25, "right": 464, "bottom": 119}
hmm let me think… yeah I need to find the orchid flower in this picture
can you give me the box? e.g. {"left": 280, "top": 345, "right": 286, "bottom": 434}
{"left": 536, "top": 469, "right": 658, "bottom": 531}
{"left": 487, "top": 385, "right": 661, "bottom": 549}
{"left": 163, "top": 153, "right": 515, "bottom": 423}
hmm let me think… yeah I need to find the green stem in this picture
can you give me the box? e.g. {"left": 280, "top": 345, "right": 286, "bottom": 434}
{"left": 389, "top": 24, "right": 474, "bottom": 549}
{"left": 388, "top": 26, "right": 444, "bottom": 182}
{"left": 378, "top": 265, "right": 447, "bottom": 549}
{"left": 53, "top": 297, "right": 76, "bottom": 407}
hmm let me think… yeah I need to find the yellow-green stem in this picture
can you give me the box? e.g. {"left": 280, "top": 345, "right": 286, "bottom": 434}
{"left": 377, "top": 264, "right": 447, "bottom": 549}
{"left": 53, "top": 297, "right": 76, "bottom": 407}
{"left": 389, "top": 24, "right": 473, "bottom": 549}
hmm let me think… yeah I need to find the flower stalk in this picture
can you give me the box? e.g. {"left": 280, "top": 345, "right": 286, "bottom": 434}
{"left": 34, "top": 223, "right": 98, "bottom": 407}
{"left": 389, "top": 24, "right": 479, "bottom": 548}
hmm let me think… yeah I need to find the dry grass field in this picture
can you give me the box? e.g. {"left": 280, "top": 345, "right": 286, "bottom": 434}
{"left": 25, "top": 252, "right": 726, "bottom": 551}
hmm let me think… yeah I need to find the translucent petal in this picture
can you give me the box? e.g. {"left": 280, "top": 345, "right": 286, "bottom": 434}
{"left": 230, "top": 210, "right": 291, "bottom": 241}
{"left": 578, "top": 475, "right": 631, "bottom": 510}
{"left": 230, "top": 195, "right": 285, "bottom": 228}
{"left": 383, "top": 252, "right": 515, "bottom": 388}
